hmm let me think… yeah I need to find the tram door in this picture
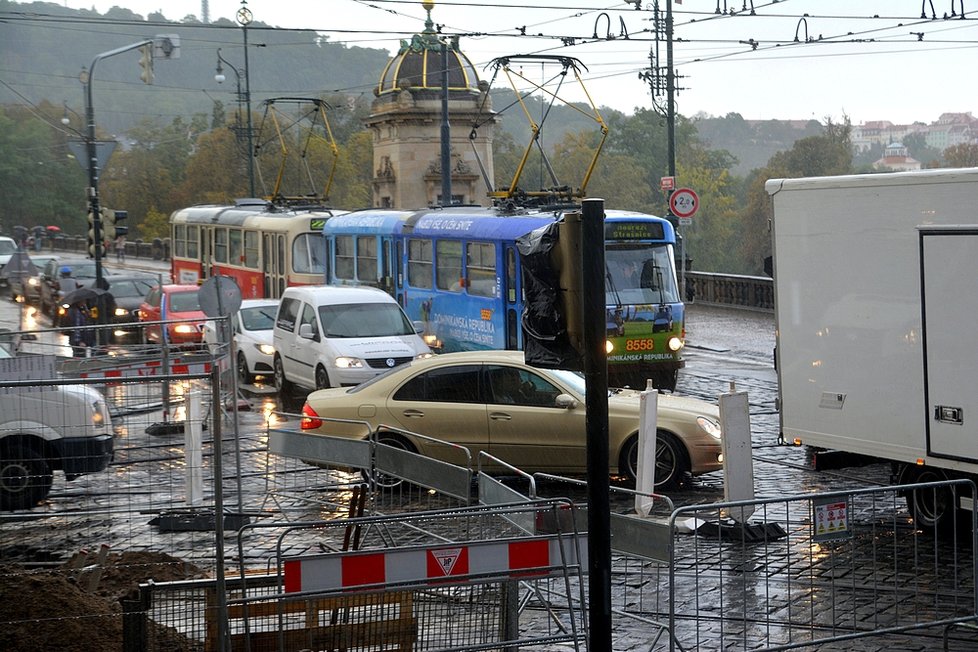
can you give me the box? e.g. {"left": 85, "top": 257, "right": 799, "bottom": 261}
{"left": 504, "top": 245, "right": 520, "bottom": 349}
{"left": 263, "top": 233, "right": 287, "bottom": 298}
{"left": 200, "top": 227, "right": 213, "bottom": 281}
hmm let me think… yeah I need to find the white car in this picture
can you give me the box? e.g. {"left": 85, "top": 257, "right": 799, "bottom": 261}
{"left": 0, "top": 348, "right": 114, "bottom": 510}
{"left": 203, "top": 298, "right": 279, "bottom": 385}
{"left": 0, "top": 236, "right": 17, "bottom": 293}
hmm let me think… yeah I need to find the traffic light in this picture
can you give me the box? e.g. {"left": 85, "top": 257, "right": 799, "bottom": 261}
{"left": 87, "top": 208, "right": 100, "bottom": 258}
{"left": 515, "top": 215, "right": 585, "bottom": 371}
{"left": 87, "top": 208, "right": 94, "bottom": 257}
{"left": 111, "top": 211, "right": 129, "bottom": 240}
{"left": 103, "top": 209, "right": 128, "bottom": 240}
{"left": 138, "top": 45, "right": 154, "bottom": 84}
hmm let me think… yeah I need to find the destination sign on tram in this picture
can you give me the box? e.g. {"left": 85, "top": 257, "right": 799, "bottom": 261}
{"left": 605, "top": 221, "right": 665, "bottom": 241}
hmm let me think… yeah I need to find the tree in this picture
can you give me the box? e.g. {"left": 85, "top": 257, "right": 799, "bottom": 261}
{"left": 736, "top": 119, "right": 853, "bottom": 274}
{"left": 944, "top": 143, "right": 978, "bottom": 168}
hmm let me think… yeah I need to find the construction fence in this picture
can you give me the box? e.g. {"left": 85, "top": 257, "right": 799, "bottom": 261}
{"left": 2, "top": 317, "right": 978, "bottom": 651}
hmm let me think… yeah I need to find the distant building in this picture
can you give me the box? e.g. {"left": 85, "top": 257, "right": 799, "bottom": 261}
{"left": 364, "top": 3, "right": 496, "bottom": 209}
{"left": 872, "top": 142, "right": 921, "bottom": 171}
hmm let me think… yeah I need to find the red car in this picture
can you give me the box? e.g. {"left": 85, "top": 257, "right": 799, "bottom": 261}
{"left": 137, "top": 284, "right": 207, "bottom": 345}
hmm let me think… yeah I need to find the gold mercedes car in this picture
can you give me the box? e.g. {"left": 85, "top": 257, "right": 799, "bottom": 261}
{"left": 299, "top": 350, "right": 723, "bottom": 489}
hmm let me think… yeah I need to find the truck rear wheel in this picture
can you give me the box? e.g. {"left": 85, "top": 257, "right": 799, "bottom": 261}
{"left": 901, "top": 466, "right": 961, "bottom": 532}
{"left": 0, "top": 445, "right": 53, "bottom": 511}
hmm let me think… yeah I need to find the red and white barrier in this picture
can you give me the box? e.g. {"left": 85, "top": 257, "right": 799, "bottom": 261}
{"left": 283, "top": 535, "right": 586, "bottom": 594}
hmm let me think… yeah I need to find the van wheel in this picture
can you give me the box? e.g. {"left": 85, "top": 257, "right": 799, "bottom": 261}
{"left": 274, "top": 355, "right": 294, "bottom": 398}
{"left": 0, "top": 445, "right": 53, "bottom": 511}
{"left": 315, "top": 366, "right": 331, "bottom": 390}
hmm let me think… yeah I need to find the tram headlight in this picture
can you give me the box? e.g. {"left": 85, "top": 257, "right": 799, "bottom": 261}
{"left": 668, "top": 336, "right": 684, "bottom": 352}
{"left": 256, "top": 344, "right": 276, "bottom": 356}
{"left": 605, "top": 340, "right": 614, "bottom": 354}
{"left": 334, "top": 356, "right": 364, "bottom": 369}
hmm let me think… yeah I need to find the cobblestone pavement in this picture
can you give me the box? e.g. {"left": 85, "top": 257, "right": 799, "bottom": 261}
{"left": 2, "top": 295, "right": 976, "bottom": 651}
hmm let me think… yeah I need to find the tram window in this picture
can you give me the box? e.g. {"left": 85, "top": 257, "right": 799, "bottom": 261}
{"left": 335, "top": 235, "right": 355, "bottom": 280}
{"left": 293, "top": 233, "right": 325, "bottom": 274}
{"left": 244, "top": 231, "right": 259, "bottom": 268}
{"left": 437, "top": 240, "right": 463, "bottom": 292}
{"left": 357, "top": 236, "right": 378, "bottom": 282}
{"left": 466, "top": 242, "right": 496, "bottom": 297}
{"left": 214, "top": 228, "right": 228, "bottom": 264}
{"left": 187, "top": 225, "right": 199, "bottom": 258}
{"left": 407, "top": 238, "right": 433, "bottom": 289}
{"left": 229, "top": 229, "right": 243, "bottom": 265}
{"left": 173, "top": 225, "right": 186, "bottom": 257}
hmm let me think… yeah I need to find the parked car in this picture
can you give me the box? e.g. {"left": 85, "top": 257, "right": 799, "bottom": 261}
{"left": 136, "top": 284, "right": 207, "bottom": 345}
{"left": 273, "top": 285, "right": 431, "bottom": 397}
{"left": 8, "top": 254, "right": 60, "bottom": 304}
{"left": 299, "top": 350, "right": 724, "bottom": 489}
{"left": 202, "top": 298, "right": 279, "bottom": 384}
{"left": 0, "top": 346, "right": 114, "bottom": 510}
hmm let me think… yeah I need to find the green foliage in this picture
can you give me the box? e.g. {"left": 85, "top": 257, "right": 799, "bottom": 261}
{"left": 735, "top": 119, "right": 853, "bottom": 274}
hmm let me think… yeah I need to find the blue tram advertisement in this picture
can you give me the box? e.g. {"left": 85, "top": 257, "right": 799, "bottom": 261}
{"left": 323, "top": 207, "right": 685, "bottom": 390}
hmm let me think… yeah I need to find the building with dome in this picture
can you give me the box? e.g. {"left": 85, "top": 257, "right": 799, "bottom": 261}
{"left": 365, "top": 1, "right": 496, "bottom": 208}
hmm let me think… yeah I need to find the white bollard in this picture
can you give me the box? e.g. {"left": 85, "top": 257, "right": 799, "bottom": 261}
{"left": 720, "top": 382, "right": 755, "bottom": 522}
{"left": 634, "top": 380, "right": 658, "bottom": 516}
{"left": 185, "top": 390, "right": 204, "bottom": 505}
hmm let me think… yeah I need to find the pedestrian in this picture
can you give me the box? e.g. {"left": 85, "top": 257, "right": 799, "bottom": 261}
{"left": 67, "top": 301, "right": 94, "bottom": 357}
{"left": 115, "top": 235, "right": 126, "bottom": 263}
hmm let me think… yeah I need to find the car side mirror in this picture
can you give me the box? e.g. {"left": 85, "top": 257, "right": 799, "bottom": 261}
{"left": 298, "top": 323, "right": 315, "bottom": 339}
{"left": 412, "top": 320, "right": 425, "bottom": 334}
{"left": 555, "top": 393, "right": 578, "bottom": 409}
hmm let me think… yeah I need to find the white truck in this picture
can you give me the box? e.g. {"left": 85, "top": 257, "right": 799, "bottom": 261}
{"left": 768, "top": 167, "right": 978, "bottom": 529}
{"left": 0, "top": 350, "right": 114, "bottom": 510}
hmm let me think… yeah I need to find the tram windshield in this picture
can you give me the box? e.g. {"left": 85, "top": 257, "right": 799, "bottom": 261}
{"left": 605, "top": 244, "right": 679, "bottom": 305}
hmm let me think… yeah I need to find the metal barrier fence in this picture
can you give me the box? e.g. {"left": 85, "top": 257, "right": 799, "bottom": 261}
{"left": 687, "top": 270, "right": 774, "bottom": 311}
{"left": 0, "top": 317, "right": 245, "bottom": 651}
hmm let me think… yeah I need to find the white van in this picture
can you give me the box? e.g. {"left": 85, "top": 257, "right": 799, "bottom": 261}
{"left": 272, "top": 285, "right": 431, "bottom": 396}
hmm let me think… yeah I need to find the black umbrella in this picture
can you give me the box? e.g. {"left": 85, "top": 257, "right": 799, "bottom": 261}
{"left": 60, "top": 286, "right": 108, "bottom": 306}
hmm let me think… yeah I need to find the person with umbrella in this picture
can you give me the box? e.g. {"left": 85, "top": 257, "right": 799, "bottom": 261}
{"left": 66, "top": 297, "right": 95, "bottom": 357}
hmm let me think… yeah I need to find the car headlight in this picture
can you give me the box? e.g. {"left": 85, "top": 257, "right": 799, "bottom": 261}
{"left": 256, "top": 343, "right": 275, "bottom": 356}
{"left": 415, "top": 351, "right": 434, "bottom": 360}
{"left": 696, "top": 416, "right": 722, "bottom": 439}
{"left": 28, "top": 277, "right": 39, "bottom": 287}
{"left": 114, "top": 307, "right": 129, "bottom": 317}
{"left": 174, "top": 324, "right": 196, "bottom": 334}
{"left": 668, "top": 336, "right": 684, "bottom": 352}
{"left": 334, "top": 356, "right": 364, "bottom": 369}
{"left": 91, "top": 399, "right": 106, "bottom": 426}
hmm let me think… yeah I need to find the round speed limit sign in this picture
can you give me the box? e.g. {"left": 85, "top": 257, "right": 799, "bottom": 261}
{"left": 669, "top": 187, "right": 699, "bottom": 219}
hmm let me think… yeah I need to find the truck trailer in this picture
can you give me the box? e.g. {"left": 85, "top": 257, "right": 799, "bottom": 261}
{"left": 768, "top": 167, "right": 978, "bottom": 530}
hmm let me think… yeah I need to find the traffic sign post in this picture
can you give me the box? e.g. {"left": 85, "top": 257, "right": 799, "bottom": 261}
{"left": 668, "top": 187, "right": 699, "bottom": 304}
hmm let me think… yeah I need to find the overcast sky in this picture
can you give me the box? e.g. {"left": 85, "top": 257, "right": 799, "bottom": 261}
{"left": 60, "top": 0, "right": 978, "bottom": 125}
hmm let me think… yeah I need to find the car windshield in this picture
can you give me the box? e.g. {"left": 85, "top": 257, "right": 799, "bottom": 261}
{"left": 240, "top": 306, "right": 277, "bottom": 331}
{"left": 318, "top": 302, "right": 415, "bottom": 338}
{"left": 168, "top": 291, "right": 200, "bottom": 312}
{"left": 70, "top": 263, "right": 98, "bottom": 278}
{"left": 110, "top": 280, "right": 154, "bottom": 298}
{"left": 0, "top": 240, "right": 15, "bottom": 255}
{"left": 550, "top": 369, "right": 586, "bottom": 395}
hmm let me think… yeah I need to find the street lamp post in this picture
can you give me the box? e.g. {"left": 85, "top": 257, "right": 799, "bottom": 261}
{"left": 215, "top": 48, "right": 255, "bottom": 197}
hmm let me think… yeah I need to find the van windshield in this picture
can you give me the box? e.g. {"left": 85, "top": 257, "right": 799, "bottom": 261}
{"left": 318, "top": 302, "right": 415, "bottom": 338}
